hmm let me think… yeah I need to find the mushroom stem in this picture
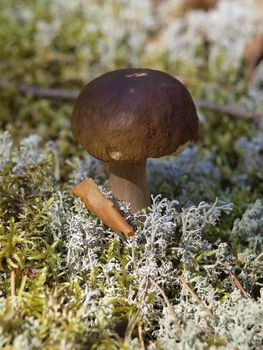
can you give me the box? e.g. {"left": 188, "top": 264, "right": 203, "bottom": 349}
{"left": 109, "top": 161, "right": 150, "bottom": 213}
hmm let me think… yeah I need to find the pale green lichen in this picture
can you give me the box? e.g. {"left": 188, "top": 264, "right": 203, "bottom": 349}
{"left": 0, "top": 133, "right": 263, "bottom": 349}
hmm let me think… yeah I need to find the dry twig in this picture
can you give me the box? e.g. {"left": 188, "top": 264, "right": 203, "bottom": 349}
{"left": 0, "top": 80, "right": 78, "bottom": 101}
{"left": 195, "top": 100, "right": 261, "bottom": 124}
{"left": 229, "top": 272, "right": 251, "bottom": 299}
{"left": 1, "top": 80, "right": 262, "bottom": 123}
{"left": 178, "top": 275, "right": 215, "bottom": 319}
{"left": 149, "top": 277, "right": 182, "bottom": 339}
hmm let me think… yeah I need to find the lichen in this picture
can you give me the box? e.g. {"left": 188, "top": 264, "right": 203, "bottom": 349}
{"left": 0, "top": 0, "right": 263, "bottom": 348}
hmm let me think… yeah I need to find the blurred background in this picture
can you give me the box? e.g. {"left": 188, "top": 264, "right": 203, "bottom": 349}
{"left": 0, "top": 0, "right": 263, "bottom": 193}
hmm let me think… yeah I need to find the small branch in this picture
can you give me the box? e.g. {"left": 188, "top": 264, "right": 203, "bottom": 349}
{"left": 195, "top": 100, "right": 261, "bottom": 124}
{"left": 0, "top": 80, "right": 78, "bottom": 101}
{"left": 229, "top": 272, "right": 251, "bottom": 299}
{"left": 149, "top": 277, "right": 182, "bottom": 339}
{"left": 178, "top": 275, "right": 215, "bottom": 320}
{"left": 1, "top": 80, "right": 262, "bottom": 122}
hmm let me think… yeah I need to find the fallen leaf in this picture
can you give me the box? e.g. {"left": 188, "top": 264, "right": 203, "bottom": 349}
{"left": 182, "top": 0, "right": 219, "bottom": 12}
{"left": 72, "top": 178, "right": 134, "bottom": 239}
{"left": 244, "top": 32, "right": 263, "bottom": 82}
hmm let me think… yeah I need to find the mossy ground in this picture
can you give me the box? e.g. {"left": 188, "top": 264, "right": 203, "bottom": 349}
{"left": 0, "top": 1, "right": 263, "bottom": 349}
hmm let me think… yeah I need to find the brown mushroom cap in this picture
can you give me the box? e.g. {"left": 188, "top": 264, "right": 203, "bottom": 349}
{"left": 72, "top": 68, "right": 199, "bottom": 162}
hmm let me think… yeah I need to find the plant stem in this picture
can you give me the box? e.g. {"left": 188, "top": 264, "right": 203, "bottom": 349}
{"left": 18, "top": 275, "right": 27, "bottom": 297}
{"left": 10, "top": 270, "right": 16, "bottom": 297}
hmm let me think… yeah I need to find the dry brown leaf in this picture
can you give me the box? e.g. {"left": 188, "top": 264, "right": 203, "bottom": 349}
{"left": 182, "top": 0, "right": 219, "bottom": 12}
{"left": 151, "top": 0, "right": 219, "bottom": 19}
{"left": 244, "top": 32, "right": 263, "bottom": 82}
{"left": 72, "top": 178, "right": 134, "bottom": 239}
{"left": 256, "top": 0, "right": 263, "bottom": 18}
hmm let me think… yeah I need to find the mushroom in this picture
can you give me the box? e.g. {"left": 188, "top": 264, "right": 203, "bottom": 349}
{"left": 72, "top": 68, "right": 199, "bottom": 213}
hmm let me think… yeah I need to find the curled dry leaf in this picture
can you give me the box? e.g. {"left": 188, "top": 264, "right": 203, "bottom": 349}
{"left": 256, "top": 0, "right": 263, "bottom": 18}
{"left": 244, "top": 32, "right": 263, "bottom": 82}
{"left": 182, "top": 0, "right": 219, "bottom": 12}
{"left": 72, "top": 178, "right": 134, "bottom": 239}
